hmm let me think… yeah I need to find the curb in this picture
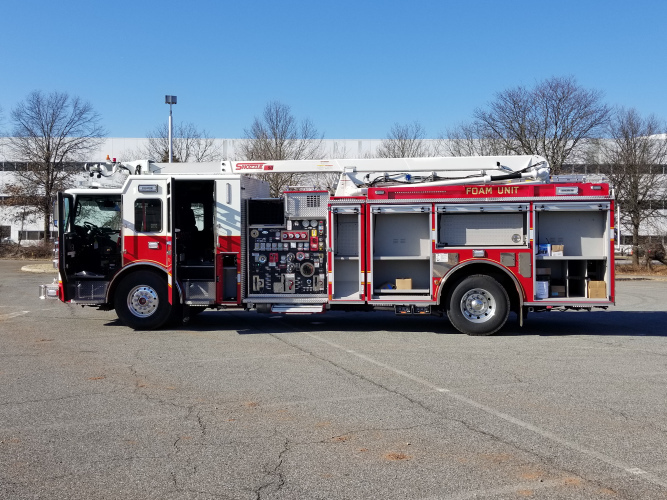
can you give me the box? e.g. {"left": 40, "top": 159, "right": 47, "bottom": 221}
{"left": 21, "top": 264, "right": 58, "bottom": 273}
{"left": 616, "top": 276, "right": 667, "bottom": 282}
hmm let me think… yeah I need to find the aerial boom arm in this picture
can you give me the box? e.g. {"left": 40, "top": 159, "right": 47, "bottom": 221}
{"left": 223, "top": 155, "right": 549, "bottom": 196}
{"left": 83, "top": 155, "right": 549, "bottom": 196}
{"left": 223, "top": 155, "right": 547, "bottom": 175}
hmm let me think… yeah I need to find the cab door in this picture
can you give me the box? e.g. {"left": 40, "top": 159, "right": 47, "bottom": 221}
{"left": 56, "top": 192, "right": 74, "bottom": 301}
{"left": 121, "top": 179, "right": 170, "bottom": 269}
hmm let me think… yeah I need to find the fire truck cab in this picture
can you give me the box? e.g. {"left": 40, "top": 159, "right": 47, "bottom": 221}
{"left": 41, "top": 155, "right": 615, "bottom": 335}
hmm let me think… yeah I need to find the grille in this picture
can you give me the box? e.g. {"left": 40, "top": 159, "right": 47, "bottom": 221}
{"left": 285, "top": 192, "right": 329, "bottom": 217}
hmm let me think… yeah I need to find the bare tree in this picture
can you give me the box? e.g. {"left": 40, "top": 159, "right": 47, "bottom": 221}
{"left": 471, "top": 76, "right": 611, "bottom": 174}
{"left": 7, "top": 91, "right": 106, "bottom": 242}
{"left": 440, "top": 121, "right": 513, "bottom": 157}
{"left": 376, "top": 122, "right": 431, "bottom": 158}
{"left": 126, "top": 122, "right": 221, "bottom": 162}
{"left": 592, "top": 108, "right": 667, "bottom": 266}
{"left": 240, "top": 101, "right": 325, "bottom": 196}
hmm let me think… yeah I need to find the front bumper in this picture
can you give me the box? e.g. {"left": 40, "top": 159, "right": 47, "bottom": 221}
{"left": 39, "top": 283, "right": 59, "bottom": 300}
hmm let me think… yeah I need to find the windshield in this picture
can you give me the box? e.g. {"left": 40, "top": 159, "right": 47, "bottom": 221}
{"left": 72, "top": 195, "right": 122, "bottom": 231}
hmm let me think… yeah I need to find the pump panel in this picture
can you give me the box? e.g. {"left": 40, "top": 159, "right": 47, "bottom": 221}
{"left": 248, "top": 218, "right": 327, "bottom": 295}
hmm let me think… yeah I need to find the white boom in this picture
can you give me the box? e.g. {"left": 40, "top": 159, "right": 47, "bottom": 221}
{"left": 85, "top": 155, "right": 549, "bottom": 196}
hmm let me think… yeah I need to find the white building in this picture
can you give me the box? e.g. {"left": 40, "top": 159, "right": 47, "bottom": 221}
{"left": 1, "top": 138, "right": 665, "bottom": 245}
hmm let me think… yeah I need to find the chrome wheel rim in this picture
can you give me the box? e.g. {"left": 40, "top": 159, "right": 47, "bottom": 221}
{"left": 127, "top": 285, "right": 159, "bottom": 318}
{"left": 460, "top": 288, "right": 495, "bottom": 323}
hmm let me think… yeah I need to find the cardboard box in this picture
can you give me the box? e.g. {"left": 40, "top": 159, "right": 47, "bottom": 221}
{"left": 551, "top": 244, "right": 564, "bottom": 257}
{"left": 551, "top": 285, "right": 566, "bottom": 297}
{"left": 536, "top": 281, "right": 549, "bottom": 299}
{"left": 537, "top": 244, "right": 551, "bottom": 256}
{"left": 395, "top": 278, "right": 412, "bottom": 290}
{"left": 587, "top": 281, "right": 606, "bottom": 299}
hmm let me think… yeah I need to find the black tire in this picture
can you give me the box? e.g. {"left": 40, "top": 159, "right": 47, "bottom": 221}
{"left": 114, "top": 271, "right": 172, "bottom": 330}
{"left": 446, "top": 275, "right": 509, "bottom": 336}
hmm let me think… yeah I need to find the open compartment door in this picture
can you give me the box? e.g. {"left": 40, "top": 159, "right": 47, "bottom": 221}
{"left": 330, "top": 205, "right": 365, "bottom": 302}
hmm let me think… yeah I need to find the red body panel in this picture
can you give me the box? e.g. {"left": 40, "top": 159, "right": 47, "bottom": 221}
{"left": 367, "top": 182, "right": 611, "bottom": 200}
{"left": 123, "top": 234, "right": 169, "bottom": 269}
{"left": 218, "top": 235, "right": 242, "bottom": 253}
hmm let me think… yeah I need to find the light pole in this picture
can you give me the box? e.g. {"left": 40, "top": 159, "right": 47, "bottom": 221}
{"left": 165, "top": 95, "right": 177, "bottom": 163}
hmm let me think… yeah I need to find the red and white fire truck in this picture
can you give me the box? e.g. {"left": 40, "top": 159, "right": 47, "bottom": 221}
{"left": 39, "top": 155, "right": 615, "bottom": 335}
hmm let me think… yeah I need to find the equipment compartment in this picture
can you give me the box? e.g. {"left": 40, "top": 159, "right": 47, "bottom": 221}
{"left": 534, "top": 203, "right": 610, "bottom": 300}
{"left": 370, "top": 206, "right": 431, "bottom": 296}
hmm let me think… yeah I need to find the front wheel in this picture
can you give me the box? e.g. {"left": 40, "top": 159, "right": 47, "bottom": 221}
{"left": 114, "top": 271, "right": 172, "bottom": 330}
{"left": 446, "top": 275, "right": 509, "bottom": 336}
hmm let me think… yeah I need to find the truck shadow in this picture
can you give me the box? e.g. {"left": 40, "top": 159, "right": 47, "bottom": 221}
{"left": 155, "top": 309, "right": 667, "bottom": 337}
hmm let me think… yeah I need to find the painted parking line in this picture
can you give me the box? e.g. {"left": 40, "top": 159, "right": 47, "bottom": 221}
{"left": 0, "top": 311, "right": 30, "bottom": 321}
{"left": 305, "top": 331, "right": 667, "bottom": 490}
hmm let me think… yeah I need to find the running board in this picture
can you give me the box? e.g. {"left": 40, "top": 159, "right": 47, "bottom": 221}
{"left": 271, "top": 304, "right": 325, "bottom": 314}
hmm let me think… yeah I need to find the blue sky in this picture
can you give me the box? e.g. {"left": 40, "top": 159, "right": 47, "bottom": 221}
{"left": 2, "top": 0, "right": 666, "bottom": 140}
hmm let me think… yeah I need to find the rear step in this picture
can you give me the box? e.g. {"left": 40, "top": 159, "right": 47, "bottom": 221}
{"left": 271, "top": 304, "right": 325, "bottom": 314}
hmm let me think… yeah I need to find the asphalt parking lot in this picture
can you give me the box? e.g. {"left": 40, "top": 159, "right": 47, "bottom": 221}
{"left": 1, "top": 259, "right": 667, "bottom": 499}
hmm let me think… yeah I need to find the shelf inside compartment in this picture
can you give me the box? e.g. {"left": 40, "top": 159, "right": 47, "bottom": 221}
{"left": 334, "top": 255, "right": 359, "bottom": 261}
{"left": 373, "top": 258, "right": 431, "bottom": 291}
{"left": 373, "top": 255, "right": 430, "bottom": 260}
{"left": 535, "top": 258, "right": 607, "bottom": 300}
{"left": 373, "top": 288, "right": 430, "bottom": 294}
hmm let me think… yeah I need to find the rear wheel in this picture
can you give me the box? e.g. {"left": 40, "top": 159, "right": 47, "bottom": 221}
{"left": 447, "top": 275, "right": 509, "bottom": 336}
{"left": 114, "top": 271, "right": 172, "bottom": 330}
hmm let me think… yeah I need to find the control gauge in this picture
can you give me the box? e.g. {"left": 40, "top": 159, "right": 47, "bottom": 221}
{"left": 309, "top": 220, "right": 317, "bottom": 227}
